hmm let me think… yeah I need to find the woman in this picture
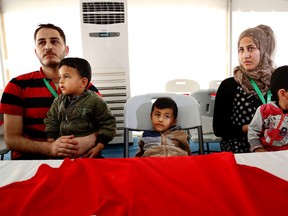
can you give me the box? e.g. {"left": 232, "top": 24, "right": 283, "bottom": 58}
{"left": 213, "top": 24, "right": 276, "bottom": 153}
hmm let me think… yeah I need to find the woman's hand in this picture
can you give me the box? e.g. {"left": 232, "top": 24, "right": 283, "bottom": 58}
{"left": 254, "top": 147, "right": 267, "bottom": 152}
{"left": 242, "top": 124, "right": 249, "bottom": 133}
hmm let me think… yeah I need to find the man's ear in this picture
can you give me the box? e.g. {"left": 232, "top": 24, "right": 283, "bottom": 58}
{"left": 65, "top": 46, "right": 69, "bottom": 56}
{"left": 34, "top": 48, "right": 39, "bottom": 58}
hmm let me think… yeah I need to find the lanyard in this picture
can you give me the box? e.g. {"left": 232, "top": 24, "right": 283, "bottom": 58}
{"left": 249, "top": 78, "right": 271, "bottom": 104}
{"left": 43, "top": 78, "right": 58, "bottom": 98}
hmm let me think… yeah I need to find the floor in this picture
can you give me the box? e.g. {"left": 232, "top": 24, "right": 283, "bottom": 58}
{"left": 2, "top": 138, "right": 221, "bottom": 160}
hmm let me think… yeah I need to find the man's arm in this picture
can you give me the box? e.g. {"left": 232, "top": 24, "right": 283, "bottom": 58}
{"left": 4, "top": 114, "right": 79, "bottom": 158}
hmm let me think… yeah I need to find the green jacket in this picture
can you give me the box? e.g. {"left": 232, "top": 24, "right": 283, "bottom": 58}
{"left": 44, "top": 90, "right": 116, "bottom": 145}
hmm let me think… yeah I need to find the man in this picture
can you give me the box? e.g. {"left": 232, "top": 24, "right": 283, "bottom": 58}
{"left": 0, "top": 23, "right": 102, "bottom": 159}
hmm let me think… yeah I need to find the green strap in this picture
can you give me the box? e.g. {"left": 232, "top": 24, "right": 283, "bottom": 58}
{"left": 249, "top": 78, "right": 271, "bottom": 104}
{"left": 43, "top": 78, "right": 58, "bottom": 98}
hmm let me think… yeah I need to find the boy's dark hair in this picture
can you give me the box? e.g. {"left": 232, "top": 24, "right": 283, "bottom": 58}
{"left": 270, "top": 65, "right": 288, "bottom": 100}
{"left": 151, "top": 97, "right": 178, "bottom": 119}
{"left": 59, "top": 57, "right": 92, "bottom": 85}
{"left": 34, "top": 23, "right": 66, "bottom": 44}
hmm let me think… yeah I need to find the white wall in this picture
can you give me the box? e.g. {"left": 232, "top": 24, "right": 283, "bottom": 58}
{"left": 231, "top": 0, "right": 288, "bottom": 71}
{"left": 127, "top": 0, "right": 227, "bottom": 95}
{"left": 1, "top": 0, "right": 227, "bottom": 96}
{"left": 3, "top": 0, "right": 288, "bottom": 96}
{"left": 2, "top": 0, "right": 83, "bottom": 81}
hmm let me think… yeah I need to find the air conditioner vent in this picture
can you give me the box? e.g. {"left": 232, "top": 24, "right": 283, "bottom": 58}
{"left": 82, "top": 2, "right": 125, "bottom": 24}
{"left": 83, "top": 13, "right": 124, "bottom": 24}
{"left": 98, "top": 86, "right": 126, "bottom": 90}
{"left": 82, "top": 2, "right": 124, "bottom": 12}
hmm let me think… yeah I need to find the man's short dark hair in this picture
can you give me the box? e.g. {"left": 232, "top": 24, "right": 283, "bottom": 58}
{"left": 270, "top": 65, "right": 288, "bottom": 100}
{"left": 34, "top": 23, "right": 66, "bottom": 44}
{"left": 59, "top": 57, "right": 92, "bottom": 85}
{"left": 151, "top": 97, "right": 178, "bottom": 119}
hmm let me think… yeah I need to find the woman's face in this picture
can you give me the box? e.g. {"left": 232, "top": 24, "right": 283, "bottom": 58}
{"left": 238, "top": 37, "right": 261, "bottom": 71}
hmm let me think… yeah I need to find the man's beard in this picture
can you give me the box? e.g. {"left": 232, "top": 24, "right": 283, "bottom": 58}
{"left": 44, "top": 60, "right": 60, "bottom": 68}
{"left": 41, "top": 54, "right": 65, "bottom": 68}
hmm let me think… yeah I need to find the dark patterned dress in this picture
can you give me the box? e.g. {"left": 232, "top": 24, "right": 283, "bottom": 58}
{"left": 213, "top": 77, "right": 265, "bottom": 153}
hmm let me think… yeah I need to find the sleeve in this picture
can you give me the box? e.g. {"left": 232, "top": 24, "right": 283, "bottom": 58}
{"left": 135, "top": 138, "right": 145, "bottom": 157}
{"left": 134, "top": 130, "right": 156, "bottom": 157}
{"left": 248, "top": 106, "right": 264, "bottom": 151}
{"left": 93, "top": 95, "right": 116, "bottom": 145}
{"left": 44, "top": 97, "right": 61, "bottom": 139}
{"left": 213, "top": 77, "right": 246, "bottom": 138}
{"left": 176, "top": 129, "right": 191, "bottom": 155}
{"left": 0, "top": 78, "right": 24, "bottom": 116}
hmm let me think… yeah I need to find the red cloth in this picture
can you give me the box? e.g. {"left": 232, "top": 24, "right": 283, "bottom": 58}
{"left": 0, "top": 152, "right": 287, "bottom": 215}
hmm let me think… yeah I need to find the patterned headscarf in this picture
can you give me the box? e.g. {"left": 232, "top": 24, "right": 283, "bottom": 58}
{"left": 233, "top": 25, "right": 276, "bottom": 95}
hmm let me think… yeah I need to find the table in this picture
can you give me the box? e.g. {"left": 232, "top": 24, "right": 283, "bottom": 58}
{"left": 235, "top": 150, "right": 288, "bottom": 181}
{"left": 0, "top": 151, "right": 287, "bottom": 215}
{"left": 1, "top": 150, "right": 287, "bottom": 187}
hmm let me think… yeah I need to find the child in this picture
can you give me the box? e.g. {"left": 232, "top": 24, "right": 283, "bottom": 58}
{"left": 135, "top": 97, "right": 191, "bottom": 157}
{"left": 44, "top": 57, "right": 116, "bottom": 158}
{"left": 248, "top": 65, "right": 288, "bottom": 152}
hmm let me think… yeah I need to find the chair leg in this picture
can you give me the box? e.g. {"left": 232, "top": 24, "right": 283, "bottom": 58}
{"left": 206, "top": 143, "right": 210, "bottom": 154}
{"left": 123, "top": 128, "right": 130, "bottom": 158}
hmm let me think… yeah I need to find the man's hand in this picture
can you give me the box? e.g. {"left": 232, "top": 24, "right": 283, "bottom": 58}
{"left": 50, "top": 135, "right": 79, "bottom": 158}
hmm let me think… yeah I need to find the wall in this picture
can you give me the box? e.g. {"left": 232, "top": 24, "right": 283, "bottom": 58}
{"left": 3, "top": 0, "right": 288, "bottom": 96}
{"left": 231, "top": 0, "right": 288, "bottom": 70}
{"left": 1, "top": 0, "right": 227, "bottom": 96}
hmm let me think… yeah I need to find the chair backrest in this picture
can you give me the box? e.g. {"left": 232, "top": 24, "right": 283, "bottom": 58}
{"left": 123, "top": 93, "right": 204, "bottom": 157}
{"left": 0, "top": 90, "right": 9, "bottom": 159}
{"left": 165, "top": 79, "right": 200, "bottom": 94}
{"left": 209, "top": 80, "right": 222, "bottom": 90}
{"left": 190, "top": 89, "right": 217, "bottom": 134}
{"left": 190, "top": 89, "right": 217, "bottom": 117}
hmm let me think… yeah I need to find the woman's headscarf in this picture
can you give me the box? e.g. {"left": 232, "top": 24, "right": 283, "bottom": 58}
{"left": 233, "top": 24, "right": 276, "bottom": 95}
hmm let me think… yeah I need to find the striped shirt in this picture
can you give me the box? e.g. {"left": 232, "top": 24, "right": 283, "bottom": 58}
{"left": 0, "top": 67, "right": 100, "bottom": 159}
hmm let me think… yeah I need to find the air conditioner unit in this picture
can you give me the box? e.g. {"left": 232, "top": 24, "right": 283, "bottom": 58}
{"left": 80, "top": 0, "right": 130, "bottom": 144}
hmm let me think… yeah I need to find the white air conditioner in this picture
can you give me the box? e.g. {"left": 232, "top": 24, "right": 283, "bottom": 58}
{"left": 80, "top": 0, "right": 130, "bottom": 144}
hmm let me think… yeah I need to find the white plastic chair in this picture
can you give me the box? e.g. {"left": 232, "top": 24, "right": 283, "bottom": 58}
{"left": 0, "top": 121, "right": 9, "bottom": 160}
{"left": 190, "top": 89, "right": 221, "bottom": 153}
{"left": 0, "top": 135, "right": 9, "bottom": 160}
{"left": 165, "top": 79, "right": 200, "bottom": 94}
{"left": 123, "top": 93, "right": 204, "bottom": 158}
{"left": 209, "top": 80, "right": 222, "bottom": 90}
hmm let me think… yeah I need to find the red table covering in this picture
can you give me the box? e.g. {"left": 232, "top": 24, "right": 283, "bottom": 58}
{"left": 0, "top": 152, "right": 287, "bottom": 215}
